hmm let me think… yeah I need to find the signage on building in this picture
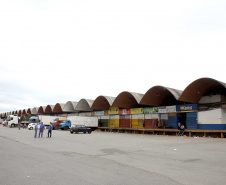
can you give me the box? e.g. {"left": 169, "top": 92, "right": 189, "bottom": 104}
{"left": 119, "top": 109, "right": 131, "bottom": 115}
{"left": 176, "top": 104, "right": 197, "bottom": 112}
{"left": 131, "top": 108, "right": 143, "bottom": 114}
{"left": 91, "top": 111, "right": 108, "bottom": 116}
{"left": 158, "top": 106, "right": 176, "bottom": 113}
{"left": 143, "top": 107, "right": 158, "bottom": 114}
{"left": 108, "top": 107, "right": 119, "bottom": 115}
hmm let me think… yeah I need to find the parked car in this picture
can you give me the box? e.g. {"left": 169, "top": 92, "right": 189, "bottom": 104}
{"left": 28, "top": 123, "right": 36, "bottom": 130}
{"left": 70, "top": 124, "right": 92, "bottom": 134}
{"left": 28, "top": 123, "right": 46, "bottom": 130}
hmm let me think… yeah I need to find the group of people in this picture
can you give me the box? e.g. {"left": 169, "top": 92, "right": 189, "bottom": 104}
{"left": 34, "top": 122, "right": 53, "bottom": 138}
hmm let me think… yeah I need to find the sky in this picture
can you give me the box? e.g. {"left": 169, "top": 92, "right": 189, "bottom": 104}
{"left": 0, "top": 0, "right": 226, "bottom": 113}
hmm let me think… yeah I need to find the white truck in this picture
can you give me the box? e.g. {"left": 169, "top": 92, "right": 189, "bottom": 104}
{"left": 7, "top": 115, "right": 19, "bottom": 127}
{"left": 59, "top": 115, "right": 98, "bottom": 130}
{"left": 29, "top": 115, "right": 66, "bottom": 126}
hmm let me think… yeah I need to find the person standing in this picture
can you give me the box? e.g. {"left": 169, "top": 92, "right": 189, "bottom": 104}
{"left": 39, "top": 122, "right": 45, "bottom": 138}
{"left": 23, "top": 122, "right": 26, "bottom": 129}
{"left": 34, "top": 123, "right": 38, "bottom": 138}
{"left": 48, "top": 122, "right": 53, "bottom": 138}
{"left": 18, "top": 117, "right": 20, "bottom": 130}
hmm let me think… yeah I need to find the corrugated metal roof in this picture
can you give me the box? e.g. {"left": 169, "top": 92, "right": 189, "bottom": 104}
{"left": 31, "top": 107, "right": 39, "bottom": 115}
{"left": 27, "top": 108, "right": 31, "bottom": 114}
{"left": 140, "top": 86, "right": 182, "bottom": 106}
{"left": 53, "top": 103, "right": 65, "bottom": 113}
{"left": 179, "top": 77, "right": 226, "bottom": 103}
{"left": 112, "top": 91, "right": 144, "bottom": 109}
{"left": 63, "top": 101, "right": 78, "bottom": 112}
{"left": 75, "top": 99, "right": 94, "bottom": 111}
{"left": 45, "top": 105, "right": 54, "bottom": 114}
{"left": 38, "top": 106, "right": 47, "bottom": 114}
{"left": 91, "top": 96, "right": 115, "bottom": 110}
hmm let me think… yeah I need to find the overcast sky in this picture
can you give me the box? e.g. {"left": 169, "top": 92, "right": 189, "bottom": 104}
{"left": 0, "top": 0, "right": 226, "bottom": 113}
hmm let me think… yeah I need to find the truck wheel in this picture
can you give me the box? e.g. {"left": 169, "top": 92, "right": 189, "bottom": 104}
{"left": 75, "top": 131, "right": 78, "bottom": 134}
{"left": 70, "top": 131, "right": 73, "bottom": 134}
{"left": 12, "top": 124, "right": 15, "bottom": 128}
{"left": 83, "top": 132, "right": 86, "bottom": 134}
{"left": 31, "top": 127, "right": 33, "bottom": 130}
{"left": 64, "top": 126, "right": 68, "bottom": 130}
{"left": 88, "top": 131, "right": 92, "bottom": 134}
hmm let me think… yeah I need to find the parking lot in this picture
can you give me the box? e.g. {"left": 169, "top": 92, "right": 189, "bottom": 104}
{"left": 0, "top": 126, "right": 226, "bottom": 185}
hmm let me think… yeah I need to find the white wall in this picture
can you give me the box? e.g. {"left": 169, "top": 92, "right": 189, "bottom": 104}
{"left": 221, "top": 109, "right": 226, "bottom": 124}
{"left": 199, "top": 95, "right": 221, "bottom": 104}
{"left": 198, "top": 108, "right": 222, "bottom": 124}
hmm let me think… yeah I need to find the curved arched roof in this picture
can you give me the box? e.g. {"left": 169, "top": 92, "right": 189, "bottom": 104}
{"left": 45, "top": 105, "right": 54, "bottom": 114}
{"left": 91, "top": 96, "right": 115, "bottom": 110}
{"left": 38, "top": 106, "right": 47, "bottom": 114}
{"left": 63, "top": 101, "right": 78, "bottom": 112}
{"left": 31, "top": 107, "right": 39, "bottom": 115}
{"left": 112, "top": 91, "right": 144, "bottom": 109}
{"left": 22, "top": 109, "right": 27, "bottom": 114}
{"left": 18, "top": 110, "right": 23, "bottom": 116}
{"left": 179, "top": 77, "right": 226, "bottom": 103}
{"left": 53, "top": 103, "right": 65, "bottom": 113}
{"left": 140, "top": 86, "right": 182, "bottom": 106}
{"left": 27, "top": 108, "right": 31, "bottom": 114}
{"left": 76, "top": 99, "right": 94, "bottom": 111}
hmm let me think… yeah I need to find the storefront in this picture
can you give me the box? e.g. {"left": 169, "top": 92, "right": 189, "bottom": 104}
{"left": 92, "top": 111, "right": 109, "bottom": 127}
{"left": 143, "top": 107, "right": 158, "bottom": 128}
{"left": 159, "top": 106, "right": 176, "bottom": 128}
{"left": 119, "top": 109, "right": 131, "bottom": 128}
{"left": 131, "top": 108, "right": 144, "bottom": 128}
{"left": 108, "top": 107, "right": 119, "bottom": 127}
{"left": 176, "top": 104, "right": 198, "bottom": 129}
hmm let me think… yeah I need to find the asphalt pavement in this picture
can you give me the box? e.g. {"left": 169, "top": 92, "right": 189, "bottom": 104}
{"left": 0, "top": 126, "right": 226, "bottom": 185}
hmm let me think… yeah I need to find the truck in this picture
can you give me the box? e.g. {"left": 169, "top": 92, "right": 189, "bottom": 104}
{"left": 59, "top": 116, "right": 98, "bottom": 130}
{"left": 7, "top": 115, "right": 19, "bottom": 127}
{"left": 29, "top": 115, "right": 66, "bottom": 127}
{"left": 20, "top": 114, "right": 32, "bottom": 127}
{"left": 52, "top": 118, "right": 66, "bottom": 130}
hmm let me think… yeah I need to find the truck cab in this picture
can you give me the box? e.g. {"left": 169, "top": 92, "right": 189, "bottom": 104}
{"left": 59, "top": 120, "right": 71, "bottom": 130}
{"left": 7, "top": 115, "right": 19, "bottom": 127}
{"left": 52, "top": 119, "right": 66, "bottom": 130}
{"left": 29, "top": 116, "right": 39, "bottom": 124}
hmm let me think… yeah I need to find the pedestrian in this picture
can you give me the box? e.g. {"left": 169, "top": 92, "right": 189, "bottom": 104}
{"left": 34, "top": 123, "right": 38, "bottom": 138}
{"left": 18, "top": 122, "right": 21, "bottom": 130}
{"left": 180, "top": 124, "right": 185, "bottom": 136}
{"left": 23, "top": 122, "right": 26, "bottom": 129}
{"left": 178, "top": 124, "right": 185, "bottom": 136}
{"left": 177, "top": 122, "right": 181, "bottom": 136}
{"left": 38, "top": 122, "right": 45, "bottom": 138}
{"left": 48, "top": 122, "right": 53, "bottom": 138}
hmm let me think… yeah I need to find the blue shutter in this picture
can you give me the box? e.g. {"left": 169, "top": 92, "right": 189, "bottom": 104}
{"left": 186, "top": 112, "right": 197, "bottom": 129}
